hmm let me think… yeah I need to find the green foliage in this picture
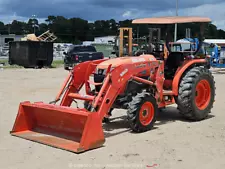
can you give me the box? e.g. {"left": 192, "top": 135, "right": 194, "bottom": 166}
{"left": 0, "top": 16, "right": 225, "bottom": 43}
{"left": 0, "top": 58, "right": 64, "bottom": 69}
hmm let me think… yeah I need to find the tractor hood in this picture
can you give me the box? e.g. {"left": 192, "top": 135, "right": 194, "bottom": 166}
{"left": 97, "top": 55, "right": 157, "bottom": 69}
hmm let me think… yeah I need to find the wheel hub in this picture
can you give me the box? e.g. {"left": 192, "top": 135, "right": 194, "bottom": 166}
{"left": 195, "top": 79, "right": 211, "bottom": 110}
{"left": 139, "top": 102, "right": 154, "bottom": 126}
{"left": 142, "top": 110, "right": 148, "bottom": 117}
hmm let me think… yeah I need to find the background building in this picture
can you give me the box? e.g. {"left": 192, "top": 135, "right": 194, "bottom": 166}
{"left": 0, "top": 34, "right": 24, "bottom": 57}
{"left": 94, "top": 36, "right": 117, "bottom": 44}
{"left": 0, "top": 34, "right": 24, "bottom": 46}
{"left": 204, "top": 39, "right": 225, "bottom": 47}
{"left": 82, "top": 36, "right": 118, "bottom": 46}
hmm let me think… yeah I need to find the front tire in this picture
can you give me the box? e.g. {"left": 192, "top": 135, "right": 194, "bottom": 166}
{"left": 127, "top": 91, "right": 158, "bottom": 132}
{"left": 64, "top": 65, "right": 70, "bottom": 71}
{"left": 176, "top": 66, "right": 215, "bottom": 121}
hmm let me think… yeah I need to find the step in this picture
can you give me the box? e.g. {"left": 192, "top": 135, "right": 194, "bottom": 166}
{"left": 68, "top": 93, "right": 94, "bottom": 101}
{"left": 87, "top": 80, "right": 103, "bottom": 86}
{"left": 163, "top": 90, "right": 174, "bottom": 95}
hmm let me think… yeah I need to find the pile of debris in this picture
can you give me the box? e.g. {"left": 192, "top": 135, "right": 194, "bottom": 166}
{"left": 21, "top": 30, "right": 57, "bottom": 42}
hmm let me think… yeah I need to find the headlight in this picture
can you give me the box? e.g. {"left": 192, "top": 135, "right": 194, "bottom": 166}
{"left": 110, "top": 67, "right": 115, "bottom": 71}
{"left": 95, "top": 67, "right": 115, "bottom": 75}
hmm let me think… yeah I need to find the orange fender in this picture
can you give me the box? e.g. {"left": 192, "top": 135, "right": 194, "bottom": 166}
{"left": 172, "top": 59, "right": 207, "bottom": 95}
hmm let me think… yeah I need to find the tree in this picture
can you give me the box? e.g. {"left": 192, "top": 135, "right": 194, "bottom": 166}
{"left": 217, "top": 29, "right": 225, "bottom": 39}
{"left": 0, "top": 21, "right": 7, "bottom": 34}
{"left": 45, "top": 15, "right": 56, "bottom": 25}
{"left": 10, "top": 20, "right": 26, "bottom": 35}
{"left": 0, "top": 15, "right": 224, "bottom": 43}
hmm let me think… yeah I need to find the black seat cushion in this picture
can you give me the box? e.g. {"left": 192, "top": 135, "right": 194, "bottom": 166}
{"left": 164, "top": 52, "right": 184, "bottom": 79}
{"left": 165, "top": 52, "right": 184, "bottom": 70}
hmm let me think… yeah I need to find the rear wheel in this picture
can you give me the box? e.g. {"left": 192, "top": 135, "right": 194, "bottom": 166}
{"left": 176, "top": 66, "right": 215, "bottom": 120}
{"left": 127, "top": 91, "right": 158, "bottom": 132}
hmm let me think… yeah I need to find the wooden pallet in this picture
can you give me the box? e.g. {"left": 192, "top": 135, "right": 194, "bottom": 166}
{"left": 37, "top": 30, "right": 57, "bottom": 42}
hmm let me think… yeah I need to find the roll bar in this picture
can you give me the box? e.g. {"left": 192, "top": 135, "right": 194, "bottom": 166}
{"left": 132, "top": 16, "right": 211, "bottom": 55}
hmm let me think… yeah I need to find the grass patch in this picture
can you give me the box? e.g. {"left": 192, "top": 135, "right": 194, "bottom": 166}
{"left": 51, "top": 60, "right": 64, "bottom": 68}
{"left": 3, "top": 65, "right": 23, "bottom": 69}
{"left": 0, "top": 59, "right": 64, "bottom": 69}
{"left": 0, "top": 59, "right": 8, "bottom": 64}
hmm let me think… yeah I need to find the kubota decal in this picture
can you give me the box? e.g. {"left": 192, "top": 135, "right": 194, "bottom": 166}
{"left": 120, "top": 69, "right": 128, "bottom": 77}
{"left": 136, "top": 63, "right": 146, "bottom": 68}
{"left": 149, "top": 58, "right": 155, "bottom": 61}
{"left": 131, "top": 58, "right": 146, "bottom": 63}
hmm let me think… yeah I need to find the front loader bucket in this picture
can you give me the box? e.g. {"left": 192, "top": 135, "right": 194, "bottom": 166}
{"left": 10, "top": 101, "right": 105, "bottom": 153}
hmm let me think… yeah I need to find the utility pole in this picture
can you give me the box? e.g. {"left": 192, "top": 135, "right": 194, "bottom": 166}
{"left": 8, "top": 21, "right": 11, "bottom": 34}
{"left": 32, "top": 14, "right": 37, "bottom": 34}
{"left": 174, "top": 0, "right": 178, "bottom": 42}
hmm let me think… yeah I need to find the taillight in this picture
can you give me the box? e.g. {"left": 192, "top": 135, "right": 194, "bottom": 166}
{"left": 75, "top": 55, "right": 79, "bottom": 60}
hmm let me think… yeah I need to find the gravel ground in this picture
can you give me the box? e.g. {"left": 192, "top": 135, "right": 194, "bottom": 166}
{"left": 0, "top": 67, "right": 225, "bottom": 169}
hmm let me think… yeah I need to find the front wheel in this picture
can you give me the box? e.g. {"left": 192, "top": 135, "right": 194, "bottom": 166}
{"left": 64, "top": 64, "right": 70, "bottom": 71}
{"left": 127, "top": 91, "right": 158, "bottom": 133}
{"left": 176, "top": 66, "right": 215, "bottom": 121}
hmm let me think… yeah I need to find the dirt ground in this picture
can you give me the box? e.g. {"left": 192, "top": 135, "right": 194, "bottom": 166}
{"left": 0, "top": 67, "right": 225, "bottom": 169}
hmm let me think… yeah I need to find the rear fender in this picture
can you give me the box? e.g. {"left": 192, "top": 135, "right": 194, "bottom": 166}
{"left": 172, "top": 59, "right": 207, "bottom": 95}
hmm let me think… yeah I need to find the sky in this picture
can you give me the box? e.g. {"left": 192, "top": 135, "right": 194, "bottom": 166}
{"left": 0, "top": 0, "right": 225, "bottom": 30}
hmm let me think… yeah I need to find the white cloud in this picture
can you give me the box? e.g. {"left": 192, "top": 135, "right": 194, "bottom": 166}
{"left": 183, "top": 2, "right": 225, "bottom": 29}
{"left": 0, "top": 0, "right": 224, "bottom": 31}
{"left": 122, "top": 11, "right": 132, "bottom": 18}
{"left": 129, "top": 2, "right": 225, "bottom": 30}
{"left": 0, "top": 14, "right": 47, "bottom": 24}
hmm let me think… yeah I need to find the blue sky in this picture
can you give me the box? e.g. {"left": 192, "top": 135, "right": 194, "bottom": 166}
{"left": 0, "top": 0, "right": 225, "bottom": 30}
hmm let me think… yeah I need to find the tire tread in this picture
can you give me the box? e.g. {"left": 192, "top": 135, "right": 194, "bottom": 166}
{"left": 177, "top": 66, "right": 215, "bottom": 120}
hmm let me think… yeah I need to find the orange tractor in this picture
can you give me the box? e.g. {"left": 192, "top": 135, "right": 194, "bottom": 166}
{"left": 10, "top": 16, "right": 215, "bottom": 153}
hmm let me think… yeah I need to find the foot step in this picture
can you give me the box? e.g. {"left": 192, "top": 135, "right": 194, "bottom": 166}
{"left": 163, "top": 90, "right": 173, "bottom": 95}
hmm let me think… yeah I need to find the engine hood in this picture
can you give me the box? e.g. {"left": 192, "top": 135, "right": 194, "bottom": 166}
{"left": 97, "top": 55, "right": 157, "bottom": 69}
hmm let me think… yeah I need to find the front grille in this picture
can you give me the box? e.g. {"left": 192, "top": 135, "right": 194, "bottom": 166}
{"left": 94, "top": 73, "right": 105, "bottom": 92}
{"left": 97, "top": 69, "right": 106, "bottom": 75}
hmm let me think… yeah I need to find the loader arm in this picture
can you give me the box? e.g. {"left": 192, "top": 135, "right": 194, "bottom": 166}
{"left": 52, "top": 59, "right": 108, "bottom": 107}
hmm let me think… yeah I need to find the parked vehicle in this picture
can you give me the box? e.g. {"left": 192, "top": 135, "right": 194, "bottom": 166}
{"left": 63, "top": 45, "right": 104, "bottom": 70}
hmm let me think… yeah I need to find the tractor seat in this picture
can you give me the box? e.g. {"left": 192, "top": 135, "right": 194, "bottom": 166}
{"left": 165, "top": 52, "right": 184, "bottom": 70}
{"left": 164, "top": 52, "right": 184, "bottom": 79}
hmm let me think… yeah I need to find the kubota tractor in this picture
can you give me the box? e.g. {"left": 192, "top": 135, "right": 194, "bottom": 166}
{"left": 10, "top": 16, "right": 215, "bottom": 153}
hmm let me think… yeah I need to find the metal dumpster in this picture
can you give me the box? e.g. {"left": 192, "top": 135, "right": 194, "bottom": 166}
{"left": 8, "top": 41, "right": 53, "bottom": 68}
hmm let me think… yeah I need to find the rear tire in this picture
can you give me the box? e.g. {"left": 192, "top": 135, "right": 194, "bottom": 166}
{"left": 127, "top": 91, "right": 158, "bottom": 132}
{"left": 176, "top": 66, "right": 215, "bottom": 121}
